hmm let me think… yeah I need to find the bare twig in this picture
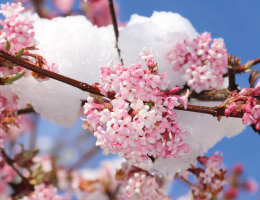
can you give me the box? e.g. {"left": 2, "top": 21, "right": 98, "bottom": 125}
{"left": 107, "top": 0, "right": 124, "bottom": 65}
{"left": 223, "top": 57, "right": 260, "bottom": 77}
{"left": 32, "top": 0, "right": 45, "bottom": 18}
{"left": 0, "top": 50, "right": 116, "bottom": 99}
{"left": 0, "top": 148, "right": 34, "bottom": 195}
{"left": 174, "top": 104, "right": 244, "bottom": 118}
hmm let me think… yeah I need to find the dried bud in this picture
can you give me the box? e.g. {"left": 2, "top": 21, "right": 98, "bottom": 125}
{"left": 115, "top": 169, "right": 125, "bottom": 180}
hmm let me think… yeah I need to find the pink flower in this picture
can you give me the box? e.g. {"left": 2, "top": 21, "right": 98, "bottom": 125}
{"left": 224, "top": 186, "right": 238, "bottom": 199}
{"left": 199, "top": 168, "right": 215, "bottom": 184}
{"left": 244, "top": 179, "right": 259, "bottom": 193}
{"left": 145, "top": 57, "right": 155, "bottom": 67}
{"left": 53, "top": 0, "right": 74, "bottom": 13}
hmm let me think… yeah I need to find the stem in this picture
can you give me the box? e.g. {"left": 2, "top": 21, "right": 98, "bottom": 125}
{"left": 0, "top": 50, "right": 245, "bottom": 118}
{"left": 32, "top": 0, "right": 45, "bottom": 18}
{"left": 0, "top": 148, "right": 34, "bottom": 194}
{"left": 107, "top": 0, "right": 124, "bottom": 65}
{"left": 174, "top": 104, "right": 244, "bottom": 118}
{"left": 0, "top": 50, "right": 115, "bottom": 99}
{"left": 223, "top": 57, "right": 260, "bottom": 77}
{"left": 227, "top": 65, "right": 238, "bottom": 91}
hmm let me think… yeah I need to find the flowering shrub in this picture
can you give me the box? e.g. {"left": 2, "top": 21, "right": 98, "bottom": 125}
{"left": 0, "top": 1, "right": 259, "bottom": 200}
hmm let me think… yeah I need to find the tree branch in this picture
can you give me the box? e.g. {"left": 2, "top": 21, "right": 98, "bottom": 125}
{"left": 0, "top": 50, "right": 116, "bottom": 99}
{"left": 174, "top": 104, "right": 244, "bottom": 118}
{"left": 0, "top": 50, "right": 246, "bottom": 118}
{"left": 223, "top": 57, "right": 260, "bottom": 77}
{"left": 107, "top": 0, "right": 124, "bottom": 65}
{"left": 0, "top": 148, "right": 34, "bottom": 195}
{"left": 227, "top": 65, "right": 238, "bottom": 91}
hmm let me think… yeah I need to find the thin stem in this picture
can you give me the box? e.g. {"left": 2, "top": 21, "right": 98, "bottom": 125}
{"left": 174, "top": 104, "right": 244, "bottom": 118}
{"left": 0, "top": 50, "right": 115, "bottom": 99}
{"left": 107, "top": 0, "right": 124, "bottom": 65}
{"left": 223, "top": 57, "right": 260, "bottom": 77}
{"left": 0, "top": 148, "right": 34, "bottom": 193}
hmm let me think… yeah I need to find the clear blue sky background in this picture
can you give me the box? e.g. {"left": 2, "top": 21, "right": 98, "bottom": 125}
{"left": 1, "top": 0, "right": 260, "bottom": 199}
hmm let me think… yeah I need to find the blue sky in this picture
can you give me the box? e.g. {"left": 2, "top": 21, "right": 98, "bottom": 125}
{"left": 1, "top": 0, "right": 260, "bottom": 199}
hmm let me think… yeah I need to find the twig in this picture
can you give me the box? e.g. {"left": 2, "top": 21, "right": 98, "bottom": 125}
{"left": 0, "top": 50, "right": 246, "bottom": 118}
{"left": 69, "top": 145, "right": 100, "bottom": 170}
{"left": 0, "top": 148, "right": 34, "bottom": 195}
{"left": 227, "top": 65, "right": 238, "bottom": 91}
{"left": 107, "top": 0, "right": 124, "bottom": 65}
{"left": 223, "top": 57, "right": 260, "bottom": 77}
{"left": 32, "top": 0, "right": 45, "bottom": 18}
{"left": 0, "top": 50, "right": 116, "bottom": 99}
{"left": 174, "top": 104, "right": 244, "bottom": 118}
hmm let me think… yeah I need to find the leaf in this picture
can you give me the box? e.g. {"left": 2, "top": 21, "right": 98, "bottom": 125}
{"left": 3, "top": 70, "right": 26, "bottom": 85}
{"left": 4, "top": 41, "right": 11, "bottom": 52}
{"left": 14, "top": 144, "right": 39, "bottom": 169}
{"left": 16, "top": 49, "right": 24, "bottom": 59}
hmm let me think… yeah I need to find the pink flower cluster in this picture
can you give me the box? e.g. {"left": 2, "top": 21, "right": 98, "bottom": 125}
{"left": 82, "top": 48, "right": 191, "bottom": 164}
{"left": 189, "top": 152, "right": 227, "bottom": 199}
{"left": 220, "top": 79, "right": 260, "bottom": 130}
{"left": 167, "top": 32, "right": 228, "bottom": 93}
{"left": 20, "top": 184, "right": 65, "bottom": 200}
{"left": 0, "top": 2, "right": 59, "bottom": 81}
{"left": 0, "top": 2, "right": 36, "bottom": 53}
{"left": 116, "top": 162, "right": 171, "bottom": 200}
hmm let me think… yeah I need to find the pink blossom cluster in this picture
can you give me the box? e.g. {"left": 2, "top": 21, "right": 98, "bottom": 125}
{"left": 116, "top": 162, "right": 171, "bottom": 200}
{"left": 0, "top": 2, "right": 59, "bottom": 81}
{"left": 167, "top": 32, "right": 228, "bottom": 93}
{"left": 20, "top": 184, "right": 65, "bottom": 200}
{"left": 220, "top": 79, "right": 260, "bottom": 130}
{"left": 82, "top": 48, "right": 191, "bottom": 164}
{"left": 189, "top": 152, "right": 227, "bottom": 199}
{"left": 0, "top": 2, "right": 36, "bottom": 53}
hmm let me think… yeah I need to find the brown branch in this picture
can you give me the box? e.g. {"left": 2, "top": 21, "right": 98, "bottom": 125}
{"left": 32, "top": 0, "right": 45, "bottom": 18}
{"left": 69, "top": 145, "right": 100, "bottom": 170}
{"left": 107, "top": 0, "right": 124, "bottom": 65}
{"left": 0, "top": 148, "right": 34, "bottom": 195}
{"left": 174, "top": 104, "right": 244, "bottom": 118}
{"left": 0, "top": 50, "right": 246, "bottom": 118}
{"left": 227, "top": 65, "right": 238, "bottom": 91}
{"left": 0, "top": 50, "right": 116, "bottom": 99}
